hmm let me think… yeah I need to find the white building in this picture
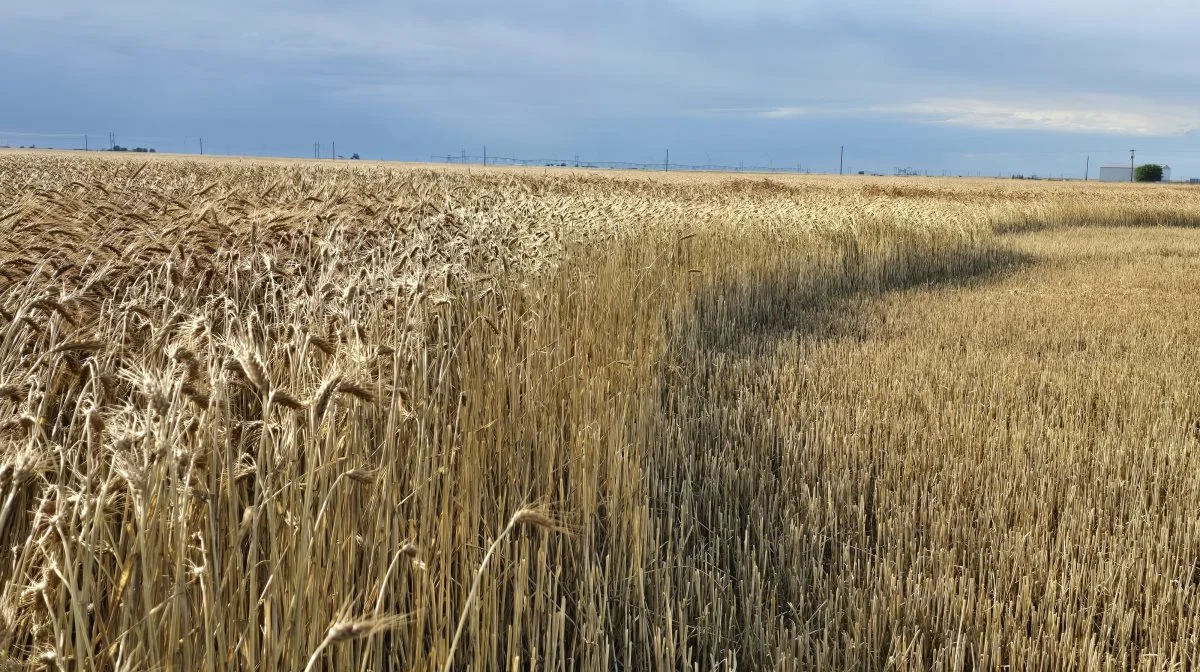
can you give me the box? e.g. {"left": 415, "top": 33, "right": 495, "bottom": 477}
{"left": 1097, "top": 163, "right": 1171, "bottom": 182}
{"left": 1098, "top": 165, "right": 1132, "bottom": 182}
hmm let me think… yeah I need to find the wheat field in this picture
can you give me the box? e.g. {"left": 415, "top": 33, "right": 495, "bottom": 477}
{"left": 2, "top": 151, "right": 1200, "bottom": 670}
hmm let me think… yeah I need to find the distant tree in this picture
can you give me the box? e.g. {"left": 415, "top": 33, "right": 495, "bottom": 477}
{"left": 351, "top": 153, "right": 360, "bottom": 160}
{"left": 1135, "top": 164, "right": 1164, "bottom": 182}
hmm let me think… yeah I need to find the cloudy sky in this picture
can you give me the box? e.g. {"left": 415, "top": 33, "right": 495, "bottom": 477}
{"left": 4, "top": 1, "right": 1200, "bottom": 177}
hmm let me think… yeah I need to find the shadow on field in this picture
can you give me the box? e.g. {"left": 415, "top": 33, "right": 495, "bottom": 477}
{"left": 684, "top": 242, "right": 1032, "bottom": 358}
{"left": 638, "top": 241, "right": 1033, "bottom": 667}
{"left": 993, "top": 209, "right": 1200, "bottom": 234}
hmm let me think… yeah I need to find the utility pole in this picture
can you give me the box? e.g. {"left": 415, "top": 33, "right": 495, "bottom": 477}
{"left": 332, "top": 141, "right": 335, "bottom": 159}
{"left": 839, "top": 146, "right": 844, "bottom": 175}
{"left": 1084, "top": 155, "right": 1089, "bottom": 181}
{"left": 84, "top": 135, "right": 88, "bottom": 152}
{"left": 200, "top": 137, "right": 204, "bottom": 156}
{"left": 665, "top": 149, "right": 669, "bottom": 172}
{"left": 1130, "top": 149, "right": 1136, "bottom": 182}
{"left": 483, "top": 146, "right": 487, "bottom": 166}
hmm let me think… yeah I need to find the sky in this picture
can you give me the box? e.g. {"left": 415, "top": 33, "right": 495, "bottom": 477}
{"left": 3, "top": 0, "right": 1200, "bottom": 178}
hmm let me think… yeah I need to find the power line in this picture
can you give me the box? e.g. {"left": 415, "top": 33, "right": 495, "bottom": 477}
{"left": 430, "top": 152, "right": 824, "bottom": 174}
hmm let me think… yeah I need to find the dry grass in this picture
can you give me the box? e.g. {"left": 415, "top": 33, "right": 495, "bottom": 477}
{"left": 2, "top": 152, "right": 1200, "bottom": 669}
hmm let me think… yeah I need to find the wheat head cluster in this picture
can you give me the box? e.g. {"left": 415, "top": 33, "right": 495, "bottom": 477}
{"left": 2, "top": 152, "right": 1200, "bottom": 670}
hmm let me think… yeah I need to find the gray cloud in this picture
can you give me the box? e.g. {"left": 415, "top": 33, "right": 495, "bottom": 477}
{"left": 2, "top": 1, "right": 1198, "bottom": 174}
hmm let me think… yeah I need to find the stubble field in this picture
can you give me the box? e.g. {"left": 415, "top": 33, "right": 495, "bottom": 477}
{"left": 2, "top": 151, "right": 1200, "bottom": 670}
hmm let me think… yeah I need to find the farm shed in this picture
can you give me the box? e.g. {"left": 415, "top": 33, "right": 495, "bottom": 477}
{"left": 1098, "top": 165, "right": 1132, "bottom": 182}
{"left": 1098, "top": 164, "right": 1171, "bottom": 182}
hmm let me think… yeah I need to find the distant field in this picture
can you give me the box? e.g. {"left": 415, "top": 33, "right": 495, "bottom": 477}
{"left": 2, "top": 153, "right": 1200, "bottom": 670}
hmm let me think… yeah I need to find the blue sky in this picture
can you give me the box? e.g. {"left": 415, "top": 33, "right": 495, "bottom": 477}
{"left": 4, "top": 0, "right": 1200, "bottom": 177}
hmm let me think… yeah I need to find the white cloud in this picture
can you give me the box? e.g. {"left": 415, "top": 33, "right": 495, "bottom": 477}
{"left": 755, "top": 96, "right": 1200, "bottom": 136}
{"left": 890, "top": 99, "right": 1200, "bottom": 135}
{"left": 671, "top": 0, "right": 1200, "bottom": 33}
